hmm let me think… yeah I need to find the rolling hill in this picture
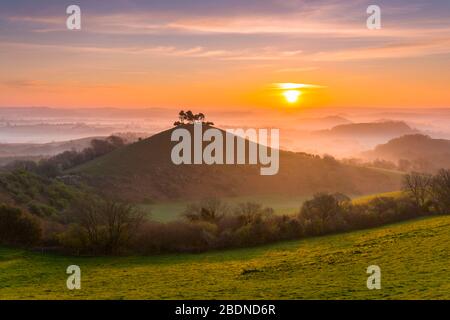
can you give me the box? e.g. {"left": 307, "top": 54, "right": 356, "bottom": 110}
{"left": 1, "top": 215, "right": 448, "bottom": 299}
{"left": 0, "top": 133, "right": 149, "bottom": 167}
{"left": 0, "top": 137, "right": 98, "bottom": 158}
{"left": 317, "top": 121, "right": 417, "bottom": 138}
{"left": 69, "top": 124, "right": 402, "bottom": 202}
{"left": 296, "top": 115, "right": 352, "bottom": 130}
{"left": 289, "top": 120, "right": 421, "bottom": 158}
{"left": 363, "top": 134, "right": 450, "bottom": 172}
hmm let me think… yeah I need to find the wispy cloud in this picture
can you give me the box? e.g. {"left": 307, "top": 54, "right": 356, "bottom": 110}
{"left": 311, "top": 39, "right": 450, "bottom": 61}
{"left": 1, "top": 80, "right": 45, "bottom": 88}
{"left": 273, "top": 83, "right": 326, "bottom": 90}
{"left": 3, "top": 3, "right": 450, "bottom": 63}
{"left": 0, "top": 41, "right": 305, "bottom": 61}
{"left": 276, "top": 66, "right": 319, "bottom": 73}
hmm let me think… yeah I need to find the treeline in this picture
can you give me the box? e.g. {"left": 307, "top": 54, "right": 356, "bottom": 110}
{"left": 5, "top": 136, "right": 125, "bottom": 177}
{"left": 1, "top": 169, "right": 449, "bottom": 255}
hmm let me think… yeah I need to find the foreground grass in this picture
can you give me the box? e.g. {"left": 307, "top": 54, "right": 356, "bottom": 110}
{"left": 0, "top": 216, "right": 449, "bottom": 299}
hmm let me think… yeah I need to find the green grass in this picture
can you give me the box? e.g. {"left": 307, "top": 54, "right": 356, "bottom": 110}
{"left": 1, "top": 215, "right": 449, "bottom": 299}
{"left": 140, "top": 194, "right": 313, "bottom": 222}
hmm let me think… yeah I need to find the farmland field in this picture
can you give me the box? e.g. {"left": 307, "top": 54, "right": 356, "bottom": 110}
{"left": 140, "top": 194, "right": 313, "bottom": 222}
{"left": 144, "top": 192, "right": 398, "bottom": 222}
{"left": 0, "top": 215, "right": 449, "bottom": 300}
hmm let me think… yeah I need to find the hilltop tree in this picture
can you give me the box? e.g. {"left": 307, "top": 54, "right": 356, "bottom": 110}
{"left": 174, "top": 110, "right": 214, "bottom": 126}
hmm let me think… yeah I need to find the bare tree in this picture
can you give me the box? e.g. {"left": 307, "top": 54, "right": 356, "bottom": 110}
{"left": 235, "top": 202, "right": 274, "bottom": 225}
{"left": 403, "top": 172, "right": 433, "bottom": 212}
{"left": 183, "top": 198, "right": 228, "bottom": 224}
{"left": 431, "top": 169, "right": 450, "bottom": 213}
{"left": 74, "top": 198, "right": 145, "bottom": 254}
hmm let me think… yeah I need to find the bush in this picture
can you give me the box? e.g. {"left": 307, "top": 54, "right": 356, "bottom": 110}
{"left": 431, "top": 169, "right": 450, "bottom": 213}
{"left": 65, "top": 192, "right": 437, "bottom": 255}
{"left": 58, "top": 224, "right": 88, "bottom": 254}
{"left": 17, "top": 169, "right": 450, "bottom": 256}
{"left": 60, "top": 197, "right": 144, "bottom": 255}
{"left": 183, "top": 198, "right": 229, "bottom": 224}
{"left": 299, "top": 193, "right": 348, "bottom": 235}
{"left": 0, "top": 204, "right": 42, "bottom": 246}
{"left": 133, "top": 221, "right": 217, "bottom": 254}
{"left": 28, "top": 202, "right": 58, "bottom": 217}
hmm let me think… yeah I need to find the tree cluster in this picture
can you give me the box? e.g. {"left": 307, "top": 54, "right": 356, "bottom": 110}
{"left": 174, "top": 110, "right": 214, "bottom": 126}
{"left": 2, "top": 170, "right": 449, "bottom": 255}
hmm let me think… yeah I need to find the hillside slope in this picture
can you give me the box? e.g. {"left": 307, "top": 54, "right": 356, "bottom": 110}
{"left": 1, "top": 215, "right": 448, "bottom": 299}
{"left": 69, "top": 125, "right": 402, "bottom": 201}
{"left": 317, "top": 121, "right": 417, "bottom": 137}
{"left": 363, "top": 134, "right": 450, "bottom": 172}
{"left": 0, "top": 170, "right": 86, "bottom": 216}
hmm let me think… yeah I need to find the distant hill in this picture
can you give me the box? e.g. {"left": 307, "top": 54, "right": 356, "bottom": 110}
{"left": 363, "top": 134, "right": 450, "bottom": 172}
{"left": 0, "top": 137, "right": 98, "bottom": 158}
{"left": 0, "top": 133, "right": 148, "bottom": 166}
{"left": 317, "top": 121, "right": 418, "bottom": 138}
{"left": 0, "top": 137, "right": 100, "bottom": 167}
{"left": 296, "top": 115, "right": 352, "bottom": 130}
{"left": 69, "top": 125, "right": 402, "bottom": 202}
{"left": 304, "top": 121, "right": 420, "bottom": 157}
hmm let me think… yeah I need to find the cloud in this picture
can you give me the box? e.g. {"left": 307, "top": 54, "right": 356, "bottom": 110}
{"left": 311, "top": 39, "right": 450, "bottom": 61}
{"left": 0, "top": 41, "right": 304, "bottom": 62}
{"left": 1, "top": 80, "right": 45, "bottom": 88}
{"left": 1, "top": 0, "right": 450, "bottom": 65}
{"left": 276, "top": 66, "right": 319, "bottom": 73}
{"left": 273, "top": 83, "right": 326, "bottom": 90}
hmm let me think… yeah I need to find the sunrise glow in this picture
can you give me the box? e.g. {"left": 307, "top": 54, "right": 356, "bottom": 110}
{"left": 0, "top": 1, "right": 449, "bottom": 110}
{"left": 283, "top": 90, "right": 301, "bottom": 104}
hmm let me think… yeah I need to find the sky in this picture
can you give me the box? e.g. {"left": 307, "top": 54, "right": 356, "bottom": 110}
{"left": 0, "top": 0, "right": 449, "bottom": 110}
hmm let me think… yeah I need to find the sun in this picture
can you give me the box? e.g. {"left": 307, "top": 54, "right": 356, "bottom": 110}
{"left": 282, "top": 90, "right": 301, "bottom": 103}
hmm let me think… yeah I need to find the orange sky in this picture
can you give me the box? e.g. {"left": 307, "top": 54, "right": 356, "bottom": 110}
{"left": 1, "top": 1, "right": 450, "bottom": 110}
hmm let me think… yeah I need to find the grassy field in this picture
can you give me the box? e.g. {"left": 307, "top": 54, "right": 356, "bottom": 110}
{"left": 351, "top": 191, "right": 404, "bottom": 205}
{"left": 144, "top": 192, "right": 400, "bottom": 222}
{"left": 0, "top": 215, "right": 449, "bottom": 300}
{"left": 140, "top": 194, "right": 313, "bottom": 222}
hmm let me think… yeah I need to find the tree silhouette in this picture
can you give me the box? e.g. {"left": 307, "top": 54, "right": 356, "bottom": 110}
{"left": 178, "top": 110, "right": 186, "bottom": 123}
{"left": 174, "top": 110, "right": 213, "bottom": 126}
{"left": 185, "top": 110, "right": 195, "bottom": 123}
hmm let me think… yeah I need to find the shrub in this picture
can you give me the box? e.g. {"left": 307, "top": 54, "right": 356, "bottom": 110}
{"left": 234, "top": 202, "right": 274, "bottom": 225}
{"left": 183, "top": 198, "right": 229, "bottom": 224}
{"left": 299, "top": 193, "right": 348, "bottom": 235}
{"left": 0, "top": 204, "right": 42, "bottom": 246}
{"left": 28, "top": 202, "right": 58, "bottom": 217}
{"left": 22, "top": 169, "right": 450, "bottom": 256}
{"left": 58, "top": 224, "right": 89, "bottom": 254}
{"left": 431, "top": 169, "right": 450, "bottom": 213}
{"left": 63, "top": 197, "right": 145, "bottom": 254}
{"left": 133, "top": 220, "right": 217, "bottom": 254}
